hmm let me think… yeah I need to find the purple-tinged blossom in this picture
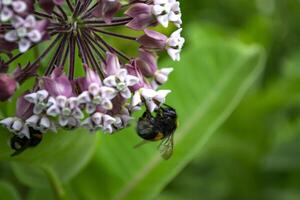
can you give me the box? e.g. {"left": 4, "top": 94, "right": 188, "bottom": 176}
{"left": 138, "top": 29, "right": 168, "bottom": 50}
{"left": 39, "top": 0, "right": 64, "bottom": 14}
{"left": 26, "top": 114, "right": 56, "bottom": 133}
{"left": 0, "top": 0, "right": 28, "bottom": 22}
{"left": 81, "top": 112, "right": 116, "bottom": 133}
{"left": 0, "top": 73, "right": 17, "bottom": 101}
{"left": 0, "top": 0, "right": 184, "bottom": 153}
{"left": 132, "top": 88, "right": 171, "bottom": 112}
{"left": 125, "top": 3, "right": 156, "bottom": 30}
{"left": 104, "top": 68, "right": 139, "bottom": 99}
{"left": 152, "top": 0, "right": 182, "bottom": 28}
{"left": 139, "top": 28, "right": 184, "bottom": 61}
{"left": 0, "top": 117, "right": 30, "bottom": 138}
{"left": 76, "top": 65, "right": 102, "bottom": 92}
{"left": 47, "top": 96, "right": 83, "bottom": 128}
{"left": 154, "top": 67, "right": 173, "bottom": 85}
{"left": 135, "top": 48, "right": 158, "bottom": 77}
{"left": 42, "top": 68, "right": 74, "bottom": 98}
{"left": 103, "top": 53, "right": 139, "bottom": 99}
{"left": 78, "top": 84, "right": 117, "bottom": 114}
{"left": 166, "top": 28, "right": 184, "bottom": 61}
{"left": 4, "top": 15, "right": 48, "bottom": 52}
{"left": 93, "top": 0, "right": 121, "bottom": 23}
{"left": 0, "top": 93, "right": 33, "bottom": 138}
{"left": 24, "top": 90, "right": 52, "bottom": 114}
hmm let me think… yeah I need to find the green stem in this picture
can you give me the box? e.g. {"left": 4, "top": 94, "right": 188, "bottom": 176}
{"left": 42, "top": 166, "right": 67, "bottom": 200}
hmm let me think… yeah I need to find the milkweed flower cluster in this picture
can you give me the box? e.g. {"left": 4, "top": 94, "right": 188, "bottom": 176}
{"left": 0, "top": 0, "right": 184, "bottom": 152}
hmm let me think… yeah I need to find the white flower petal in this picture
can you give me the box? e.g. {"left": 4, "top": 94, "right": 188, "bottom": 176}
{"left": 101, "top": 99, "right": 113, "bottom": 110}
{"left": 103, "top": 76, "right": 117, "bottom": 87}
{"left": 18, "top": 38, "right": 31, "bottom": 53}
{"left": 125, "top": 75, "right": 139, "bottom": 86}
{"left": 89, "top": 83, "right": 101, "bottom": 96}
{"left": 146, "top": 100, "right": 157, "bottom": 112}
{"left": 26, "top": 115, "right": 39, "bottom": 127}
{"left": 86, "top": 103, "right": 96, "bottom": 114}
{"left": 4, "top": 30, "right": 18, "bottom": 42}
{"left": 12, "top": 120, "right": 23, "bottom": 131}
{"left": 24, "top": 92, "right": 38, "bottom": 103}
{"left": 0, "top": 117, "right": 14, "bottom": 128}
{"left": 78, "top": 91, "right": 91, "bottom": 104}
{"left": 58, "top": 116, "right": 68, "bottom": 127}
{"left": 1, "top": 7, "right": 13, "bottom": 22}
{"left": 131, "top": 91, "right": 142, "bottom": 107}
{"left": 12, "top": 1, "right": 27, "bottom": 13}
{"left": 40, "top": 116, "right": 50, "bottom": 129}
{"left": 56, "top": 95, "right": 67, "bottom": 108}
{"left": 27, "top": 30, "right": 42, "bottom": 42}
{"left": 100, "top": 86, "right": 117, "bottom": 100}
{"left": 92, "top": 112, "right": 103, "bottom": 125}
{"left": 20, "top": 126, "right": 30, "bottom": 139}
{"left": 155, "top": 89, "right": 171, "bottom": 103}
{"left": 141, "top": 88, "right": 157, "bottom": 99}
{"left": 121, "top": 87, "right": 132, "bottom": 99}
{"left": 46, "top": 105, "right": 60, "bottom": 117}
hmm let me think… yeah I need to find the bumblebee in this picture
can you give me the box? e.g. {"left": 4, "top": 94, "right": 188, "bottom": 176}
{"left": 136, "top": 104, "right": 178, "bottom": 160}
{"left": 10, "top": 127, "right": 43, "bottom": 156}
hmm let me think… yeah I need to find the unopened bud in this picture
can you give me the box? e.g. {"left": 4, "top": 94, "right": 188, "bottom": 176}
{"left": 0, "top": 73, "right": 17, "bottom": 101}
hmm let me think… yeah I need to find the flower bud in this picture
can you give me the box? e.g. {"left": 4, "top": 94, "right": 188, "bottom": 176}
{"left": 125, "top": 3, "right": 156, "bottom": 30}
{"left": 93, "top": 0, "right": 121, "bottom": 23}
{"left": 138, "top": 29, "right": 167, "bottom": 50}
{"left": 0, "top": 73, "right": 17, "bottom": 101}
{"left": 42, "top": 67, "right": 74, "bottom": 98}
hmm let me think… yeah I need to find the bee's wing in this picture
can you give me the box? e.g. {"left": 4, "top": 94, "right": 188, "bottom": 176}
{"left": 159, "top": 134, "right": 174, "bottom": 160}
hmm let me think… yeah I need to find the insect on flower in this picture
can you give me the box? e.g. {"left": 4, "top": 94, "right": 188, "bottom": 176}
{"left": 0, "top": 0, "right": 184, "bottom": 156}
{"left": 136, "top": 104, "right": 178, "bottom": 160}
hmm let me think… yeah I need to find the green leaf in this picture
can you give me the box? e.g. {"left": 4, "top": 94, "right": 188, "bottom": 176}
{"left": 70, "top": 25, "right": 266, "bottom": 200}
{"left": 0, "top": 181, "right": 21, "bottom": 200}
{"left": 2, "top": 128, "right": 98, "bottom": 188}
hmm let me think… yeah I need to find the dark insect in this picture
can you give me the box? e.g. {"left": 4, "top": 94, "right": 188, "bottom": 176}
{"left": 10, "top": 127, "right": 43, "bottom": 156}
{"left": 136, "top": 104, "right": 178, "bottom": 160}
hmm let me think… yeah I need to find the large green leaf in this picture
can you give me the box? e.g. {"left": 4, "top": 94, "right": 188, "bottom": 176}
{"left": 0, "top": 124, "right": 98, "bottom": 188}
{"left": 0, "top": 181, "right": 21, "bottom": 200}
{"left": 69, "top": 25, "right": 266, "bottom": 200}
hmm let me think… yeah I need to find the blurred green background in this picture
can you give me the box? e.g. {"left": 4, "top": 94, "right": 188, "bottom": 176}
{"left": 2, "top": 0, "right": 300, "bottom": 199}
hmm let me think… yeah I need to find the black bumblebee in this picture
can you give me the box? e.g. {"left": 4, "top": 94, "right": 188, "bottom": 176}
{"left": 10, "top": 127, "right": 43, "bottom": 156}
{"left": 136, "top": 104, "right": 178, "bottom": 160}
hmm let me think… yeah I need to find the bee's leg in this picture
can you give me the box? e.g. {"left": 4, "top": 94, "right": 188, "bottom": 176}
{"left": 142, "top": 109, "right": 153, "bottom": 118}
{"left": 134, "top": 140, "right": 150, "bottom": 148}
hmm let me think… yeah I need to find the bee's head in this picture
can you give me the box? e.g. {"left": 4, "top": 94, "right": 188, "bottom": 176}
{"left": 161, "top": 105, "right": 177, "bottom": 119}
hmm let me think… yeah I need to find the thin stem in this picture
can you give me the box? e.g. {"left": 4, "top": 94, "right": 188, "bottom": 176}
{"left": 76, "top": 33, "right": 88, "bottom": 64}
{"left": 13, "top": 34, "right": 62, "bottom": 83}
{"left": 69, "top": 34, "right": 76, "bottom": 80}
{"left": 82, "top": 31, "right": 105, "bottom": 78}
{"left": 83, "top": 31, "right": 106, "bottom": 63}
{"left": 56, "top": 5, "right": 68, "bottom": 20}
{"left": 81, "top": 31, "right": 105, "bottom": 76}
{"left": 33, "top": 11, "right": 54, "bottom": 20}
{"left": 81, "top": 2, "right": 99, "bottom": 19}
{"left": 45, "top": 34, "right": 68, "bottom": 75}
{"left": 66, "top": 0, "right": 74, "bottom": 12}
{"left": 85, "top": 21, "right": 129, "bottom": 27}
{"left": 93, "top": 33, "right": 131, "bottom": 61}
{"left": 84, "top": 17, "right": 132, "bottom": 24}
{"left": 78, "top": 0, "right": 91, "bottom": 16}
{"left": 73, "top": 0, "right": 82, "bottom": 17}
{"left": 90, "top": 28, "right": 137, "bottom": 41}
